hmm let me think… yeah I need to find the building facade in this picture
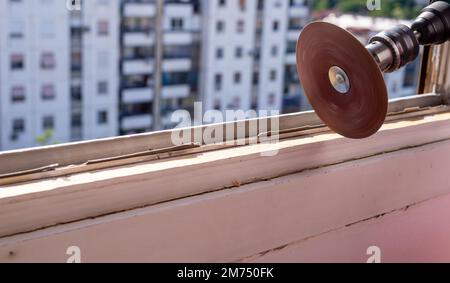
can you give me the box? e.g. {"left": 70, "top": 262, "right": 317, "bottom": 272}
{"left": 120, "top": 0, "right": 201, "bottom": 134}
{"left": 0, "top": 0, "right": 72, "bottom": 150}
{"left": 0, "top": 0, "right": 203, "bottom": 150}
{"left": 200, "top": 0, "right": 310, "bottom": 115}
{"left": 2, "top": 0, "right": 380, "bottom": 151}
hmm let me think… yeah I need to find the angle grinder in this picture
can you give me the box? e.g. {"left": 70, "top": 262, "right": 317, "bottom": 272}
{"left": 296, "top": 1, "right": 450, "bottom": 138}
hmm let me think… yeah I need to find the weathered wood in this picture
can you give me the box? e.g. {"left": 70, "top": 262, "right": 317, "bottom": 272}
{"left": 0, "top": 112, "right": 450, "bottom": 239}
{"left": 1, "top": 139, "right": 450, "bottom": 262}
{"left": 0, "top": 94, "right": 444, "bottom": 175}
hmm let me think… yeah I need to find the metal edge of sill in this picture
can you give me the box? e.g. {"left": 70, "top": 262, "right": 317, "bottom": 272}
{"left": 0, "top": 93, "right": 448, "bottom": 185}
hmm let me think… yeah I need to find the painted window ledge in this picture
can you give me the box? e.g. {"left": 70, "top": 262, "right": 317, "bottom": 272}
{"left": 1, "top": 105, "right": 450, "bottom": 262}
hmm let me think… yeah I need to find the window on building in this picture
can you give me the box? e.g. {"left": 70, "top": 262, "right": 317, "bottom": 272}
{"left": 237, "top": 20, "right": 245, "bottom": 33}
{"left": 98, "top": 20, "right": 109, "bottom": 36}
{"left": 10, "top": 54, "right": 24, "bottom": 70}
{"left": 268, "top": 93, "right": 276, "bottom": 106}
{"left": 273, "top": 21, "right": 280, "bottom": 31}
{"left": 216, "top": 21, "right": 225, "bottom": 33}
{"left": 235, "top": 47, "right": 243, "bottom": 58}
{"left": 171, "top": 18, "right": 184, "bottom": 31}
{"left": 257, "top": 0, "right": 264, "bottom": 10}
{"left": 233, "top": 97, "right": 241, "bottom": 109}
{"left": 9, "top": 20, "right": 24, "bottom": 39}
{"left": 41, "top": 85, "right": 56, "bottom": 101}
{"left": 71, "top": 86, "right": 82, "bottom": 102}
{"left": 234, "top": 72, "right": 242, "bottom": 84}
{"left": 98, "top": 81, "right": 108, "bottom": 95}
{"left": 97, "top": 111, "right": 108, "bottom": 125}
{"left": 71, "top": 51, "right": 82, "bottom": 70}
{"left": 214, "top": 99, "right": 221, "bottom": 110}
{"left": 214, "top": 74, "right": 223, "bottom": 91}
{"left": 12, "top": 119, "right": 25, "bottom": 133}
{"left": 216, "top": 48, "right": 224, "bottom": 59}
{"left": 42, "top": 116, "right": 55, "bottom": 130}
{"left": 253, "top": 72, "right": 259, "bottom": 85}
{"left": 71, "top": 113, "right": 82, "bottom": 128}
{"left": 11, "top": 86, "right": 25, "bottom": 103}
{"left": 41, "top": 52, "right": 55, "bottom": 70}
{"left": 270, "top": 70, "right": 277, "bottom": 81}
{"left": 271, "top": 45, "right": 278, "bottom": 56}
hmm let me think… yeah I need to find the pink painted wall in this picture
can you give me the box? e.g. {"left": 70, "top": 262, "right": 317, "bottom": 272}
{"left": 248, "top": 192, "right": 450, "bottom": 263}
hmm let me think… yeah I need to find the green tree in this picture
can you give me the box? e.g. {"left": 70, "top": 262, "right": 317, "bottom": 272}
{"left": 337, "top": 0, "right": 368, "bottom": 14}
{"left": 36, "top": 129, "right": 58, "bottom": 146}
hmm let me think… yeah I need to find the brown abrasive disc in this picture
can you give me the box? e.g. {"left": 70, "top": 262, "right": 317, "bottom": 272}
{"left": 296, "top": 22, "right": 388, "bottom": 139}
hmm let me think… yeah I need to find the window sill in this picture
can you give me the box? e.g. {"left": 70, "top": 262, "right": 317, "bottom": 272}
{"left": 0, "top": 106, "right": 450, "bottom": 241}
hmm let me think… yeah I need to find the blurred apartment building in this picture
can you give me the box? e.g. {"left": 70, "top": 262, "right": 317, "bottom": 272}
{"left": 1, "top": 0, "right": 73, "bottom": 150}
{"left": 0, "top": 0, "right": 310, "bottom": 151}
{"left": 0, "top": 0, "right": 121, "bottom": 150}
{"left": 0, "top": 1, "right": 419, "bottom": 152}
{"left": 200, "top": 0, "right": 310, "bottom": 115}
{"left": 0, "top": 0, "right": 418, "bottom": 153}
{"left": 119, "top": 0, "right": 202, "bottom": 134}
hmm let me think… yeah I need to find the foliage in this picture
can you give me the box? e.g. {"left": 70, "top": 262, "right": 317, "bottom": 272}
{"left": 36, "top": 129, "right": 58, "bottom": 146}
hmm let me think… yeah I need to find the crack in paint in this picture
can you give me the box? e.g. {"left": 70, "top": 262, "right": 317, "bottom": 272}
{"left": 235, "top": 198, "right": 434, "bottom": 263}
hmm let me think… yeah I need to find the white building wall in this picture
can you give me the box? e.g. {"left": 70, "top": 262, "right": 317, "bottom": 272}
{"left": 257, "top": 0, "right": 289, "bottom": 111}
{"left": 0, "top": 0, "right": 70, "bottom": 151}
{"left": 164, "top": 3, "right": 195, "bottom": 31}
{"left": 199, "top": 0, "right": 310, "bottom": 114}
{"left": 82, "top": 0, "right": 120, "bottom": 140}
{"left": 200, "top": 0, "right": 257, "bottom": 115}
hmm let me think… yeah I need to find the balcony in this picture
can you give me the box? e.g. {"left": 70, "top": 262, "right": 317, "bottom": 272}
{"left": 122, "top": 87, "right": 154, "bottom": 104}
{"left": 287, "top": 30, "right": 300, "bottom": 42}
{"left": 162, "top": 84, "right": 190, "bottom": 99}
{"left": 124, "top": 2, "right": 156, "bottom": 17}
{"left": 121, "top": 114, "right": 153, "bottom": 131}
{"left": 123, "top": 59, "right": 154, "bottom": 75}
{"left": 162, "top": 58, "right": 191, "bottom": 72}
{"left": 164, "top": 31, "right": 193, "bottom": 45}
{"left": 289, "top": 5, "right": 309, "bottom": 18}
{"left": 285, "top": 53, "right": 296, "bottom": 65}
{"left": 123, "top": 32, "right": 155, "bottom": 47}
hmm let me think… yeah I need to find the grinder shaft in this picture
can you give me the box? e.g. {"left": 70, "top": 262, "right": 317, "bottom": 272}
{"left": 296, "top": 1, "right": 450, "bottom": 139}
{"left": 366, "top": 1, "right": 450, "bottom": 73}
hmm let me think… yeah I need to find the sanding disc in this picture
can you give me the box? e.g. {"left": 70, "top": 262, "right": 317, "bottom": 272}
{"left": 296, "top": 22, "right": 388, "bottom": 139}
